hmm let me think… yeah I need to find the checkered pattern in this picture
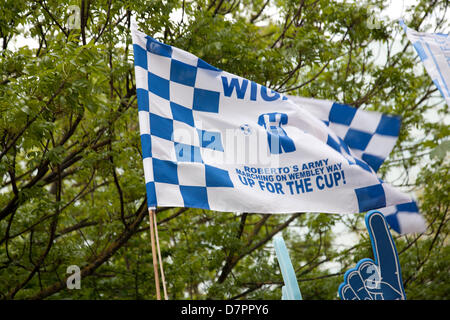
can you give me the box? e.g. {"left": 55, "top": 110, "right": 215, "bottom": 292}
{"left": 287, "top": 96, "right": 424, "bottom": 234}
{"left": 378, "top": 201, "right": 426, "bottom": 234}
{"left": 287, "top": 97, "right": 401, "bottom": 174}
{"left": 132, "top": 27, "right": 425, "bottom": 234}
{"left": 318, "top": 103, "right": 422, "bottom": 234}
{"left": 322, "top": 102, "right": 401, "bottom": 173}
{"left": 132, "top": 28, "right": 233, "bottom": 209}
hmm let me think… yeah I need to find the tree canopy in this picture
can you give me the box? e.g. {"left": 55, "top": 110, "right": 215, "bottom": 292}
{"left": 0, "top": 0, "right": 448, "bottom": 300}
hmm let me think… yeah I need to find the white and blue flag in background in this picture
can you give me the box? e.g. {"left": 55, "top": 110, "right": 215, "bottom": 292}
{"left": 131, "top": 27, "right": 426, "bottom": 234}
{"left": 399, "top": 20, "right": 450, "bottom": 107}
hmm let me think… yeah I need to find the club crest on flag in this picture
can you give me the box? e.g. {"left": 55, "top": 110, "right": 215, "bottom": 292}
{"left": 258, "top": 112, "right": 296, "bottom": 154}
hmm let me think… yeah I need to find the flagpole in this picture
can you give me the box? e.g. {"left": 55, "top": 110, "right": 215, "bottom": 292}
{"left": 152, "top": 210, "right": 168, "bottom": 300}
{"left": 148, "top": 208, "right": 161, "bottom": 300}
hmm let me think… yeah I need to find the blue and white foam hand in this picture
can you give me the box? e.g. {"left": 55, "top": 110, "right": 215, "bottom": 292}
{"left": 339, "top": 211, "right": 406, "bottom": 300}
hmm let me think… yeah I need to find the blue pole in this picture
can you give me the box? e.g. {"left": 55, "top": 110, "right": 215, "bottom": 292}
{"left": 274, "top": 235, "right": 302, "bottom": 300}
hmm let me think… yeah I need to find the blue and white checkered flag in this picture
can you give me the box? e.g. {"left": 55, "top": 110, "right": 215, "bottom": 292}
{"left": 399, "top": 20, "right": 450, "bottom": 107}
{"left": 131, "top": 27, "right": 426, "bottom": 234}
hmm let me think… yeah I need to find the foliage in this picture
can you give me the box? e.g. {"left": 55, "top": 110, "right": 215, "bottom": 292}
{"left": 0, "top": 0, "right": 448, "bottom": 299}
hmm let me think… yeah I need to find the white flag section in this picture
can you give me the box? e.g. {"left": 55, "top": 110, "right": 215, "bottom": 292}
{"left": 131, "top": 27, "right": 426, "bottom": 234}
{"left": 400, "top": 20, "right": 450, "bottom": 107}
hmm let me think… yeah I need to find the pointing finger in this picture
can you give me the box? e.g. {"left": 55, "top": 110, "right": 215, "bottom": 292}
{"left": 365, "top": 211, "right": 405, "bottom": 297}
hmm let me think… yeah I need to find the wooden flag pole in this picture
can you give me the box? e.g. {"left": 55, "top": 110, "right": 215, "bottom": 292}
{"left": 152, "top": 210, "right": 168, "bottom": 300}
{"left": 148, "top": 208, "right": 161, "bottom": 300}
